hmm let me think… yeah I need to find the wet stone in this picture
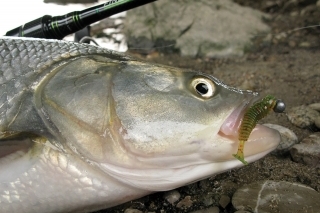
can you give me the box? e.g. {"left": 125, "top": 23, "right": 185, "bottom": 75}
{"left": 163, "top": 190, "right": 181, "bottom": 205}
{"left": 124, "top": 209, "right": 143, "bottom": 213}
{"left": 286, "top": 105, "right": 320, "bottom": 128}
{"left": 176, "top": 196, "right": 193, "bottom": 209}
{"left": 232, "top": 180, "right": 320, "bottom": 212}
{"left": 290, "top": 133, "right": 320, "bottom": 168}
{"left": 263, "top": 123, "right": 298, "bottom": 153}
{"left": 219, "top": 194, "right": 230, "bottom": 209}
{"left": 189, "top": 206, "right": 219, "bottom": 213}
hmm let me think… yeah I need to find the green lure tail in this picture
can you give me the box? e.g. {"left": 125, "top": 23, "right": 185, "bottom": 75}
{"left": 233, "top": 140, "right": 248, "bottom": 165}
{"left": 233, "top": 95, "right": 285, "bottom": 164}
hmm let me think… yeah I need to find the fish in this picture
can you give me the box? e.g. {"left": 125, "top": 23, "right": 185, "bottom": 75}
{"left": 0, "top": 37, "right": 280, "bottom": 213}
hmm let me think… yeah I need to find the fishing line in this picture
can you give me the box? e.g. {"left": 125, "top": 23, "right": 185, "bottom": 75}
{"left": 79, "top": 36, "right": 100, "bottom": 46}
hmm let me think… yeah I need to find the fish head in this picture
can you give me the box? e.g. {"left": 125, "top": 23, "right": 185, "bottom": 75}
{"left": 40, "top": 56, "right": 280, "bottom": 191}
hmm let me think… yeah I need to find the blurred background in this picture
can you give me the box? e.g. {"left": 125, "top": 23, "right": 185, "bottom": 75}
{"left": 1, "top": 0, "right": 319, "bottom": 58}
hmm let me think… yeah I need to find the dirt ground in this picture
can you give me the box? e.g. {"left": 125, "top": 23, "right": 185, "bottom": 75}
{"left": 100, "top": 1, "right": 320, "bottom": 212}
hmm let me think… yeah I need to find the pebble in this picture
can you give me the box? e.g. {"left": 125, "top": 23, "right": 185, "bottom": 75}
{"left": 163, "top": 190, "right": 181, "bottom": 205}
{"left": 218, "top": 195, "right": 230, "bottom": 209}
{"left": 189, "top": 206, "right": 219, "bottom": 213}
{"left": 232, "top": 180, "right": 320, "bottom": 212}
{"left": 309, "top": 103, "right": 320, "bottom": 112}
{"left": 263, "top": 124, "right": 298, "bottom": 153}
{"left": 290, "top": 11, "right": 299, "bottom": 16}
{"left": 286, "top": 105, "right": 320, "bottom": 128}
{"left": 290, "top": 133, "right": 320, "bottom": 168}
{"left": 124, "top": 209, "right": 143, "bottom": 213}
{"left": 176, "top": 196, "right": 193, "bottom": 209}
{"left": 299, "top": 41, "right": 311, "bottom": 47}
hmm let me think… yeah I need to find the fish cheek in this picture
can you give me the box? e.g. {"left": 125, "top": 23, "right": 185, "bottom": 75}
{"left": 112, "top": 90, "right": 214, "bottom": 157}
{"left": 38, "top": 57, "right": 126, "bottom": 163}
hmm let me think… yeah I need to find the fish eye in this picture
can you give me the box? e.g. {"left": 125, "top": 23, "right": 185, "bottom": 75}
{"left": 191, "top": 77, "right": 216, "bottom": 99}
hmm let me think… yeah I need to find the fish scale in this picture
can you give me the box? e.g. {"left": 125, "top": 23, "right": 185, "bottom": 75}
{"left": 0, "top": 38, "right": 127, "bottom": 135}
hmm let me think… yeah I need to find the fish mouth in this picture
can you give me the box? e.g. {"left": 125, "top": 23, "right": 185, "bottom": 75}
{"left": 218, "top": 95, "right": 280, "bottom": 160}
{"left": 219, "top": 96, "right": 259, "bottom": 138}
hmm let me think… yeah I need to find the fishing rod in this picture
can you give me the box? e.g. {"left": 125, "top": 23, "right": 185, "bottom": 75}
{"left": 5, "top": 0, "right": 156, "bottom": 40}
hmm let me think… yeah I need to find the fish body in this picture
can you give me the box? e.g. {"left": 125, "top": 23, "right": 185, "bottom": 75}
{"left": 0, "top": 37, "right": 280, "bottom": 213}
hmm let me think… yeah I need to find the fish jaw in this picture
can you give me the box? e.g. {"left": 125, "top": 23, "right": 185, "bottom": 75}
{"left": 218, "top": 124, "right": 280, "bottom": 161}
{"left": 96, "top": 124, "right": 280, "bottom": 192}
{"left": 218, "top": 97, "right": 281, "bottom": 162}
{"left": 95, "top": 96, "right": 281, "bottom": 192}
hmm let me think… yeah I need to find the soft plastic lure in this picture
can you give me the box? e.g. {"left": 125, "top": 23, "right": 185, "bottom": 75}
{"left": 233, "top": 95, "right": 285, "bottom": 164}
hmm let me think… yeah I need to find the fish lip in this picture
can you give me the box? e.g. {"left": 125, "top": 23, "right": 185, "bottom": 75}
{"left": 219, "top": 95, "right": 260, "bottom": 138}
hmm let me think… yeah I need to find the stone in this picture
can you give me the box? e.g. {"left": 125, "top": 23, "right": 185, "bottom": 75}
{"left": 176, "top": 196, "right": 193, "bottom": 209}
{"left": 286, "top": 105, "right": 320, "bottom": 128}
{"left": 263, "top": 124, "right": 298, "bottom": 153}
{"left": 315, "top": 117, "right": 320, "bottom": 129}
{"left": 218, "top": 195, "right": 230, "bottom": 208}
{"left": 124, "top": 0, "right": 270, "bottom": 57}
{"left": 232, "top": 180, "right": 320, "bottom": 212}
{"left": 309, "top": 103, "right": 320, "bottom": 112}
{"left": 163, "top": 190, "right": 181, "bottom": 205}
{"left": 290, "top": 133, "right": 320, "bottom": 168}
{"left": 124, "top": 209, "right": 143, "bottom": 213}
